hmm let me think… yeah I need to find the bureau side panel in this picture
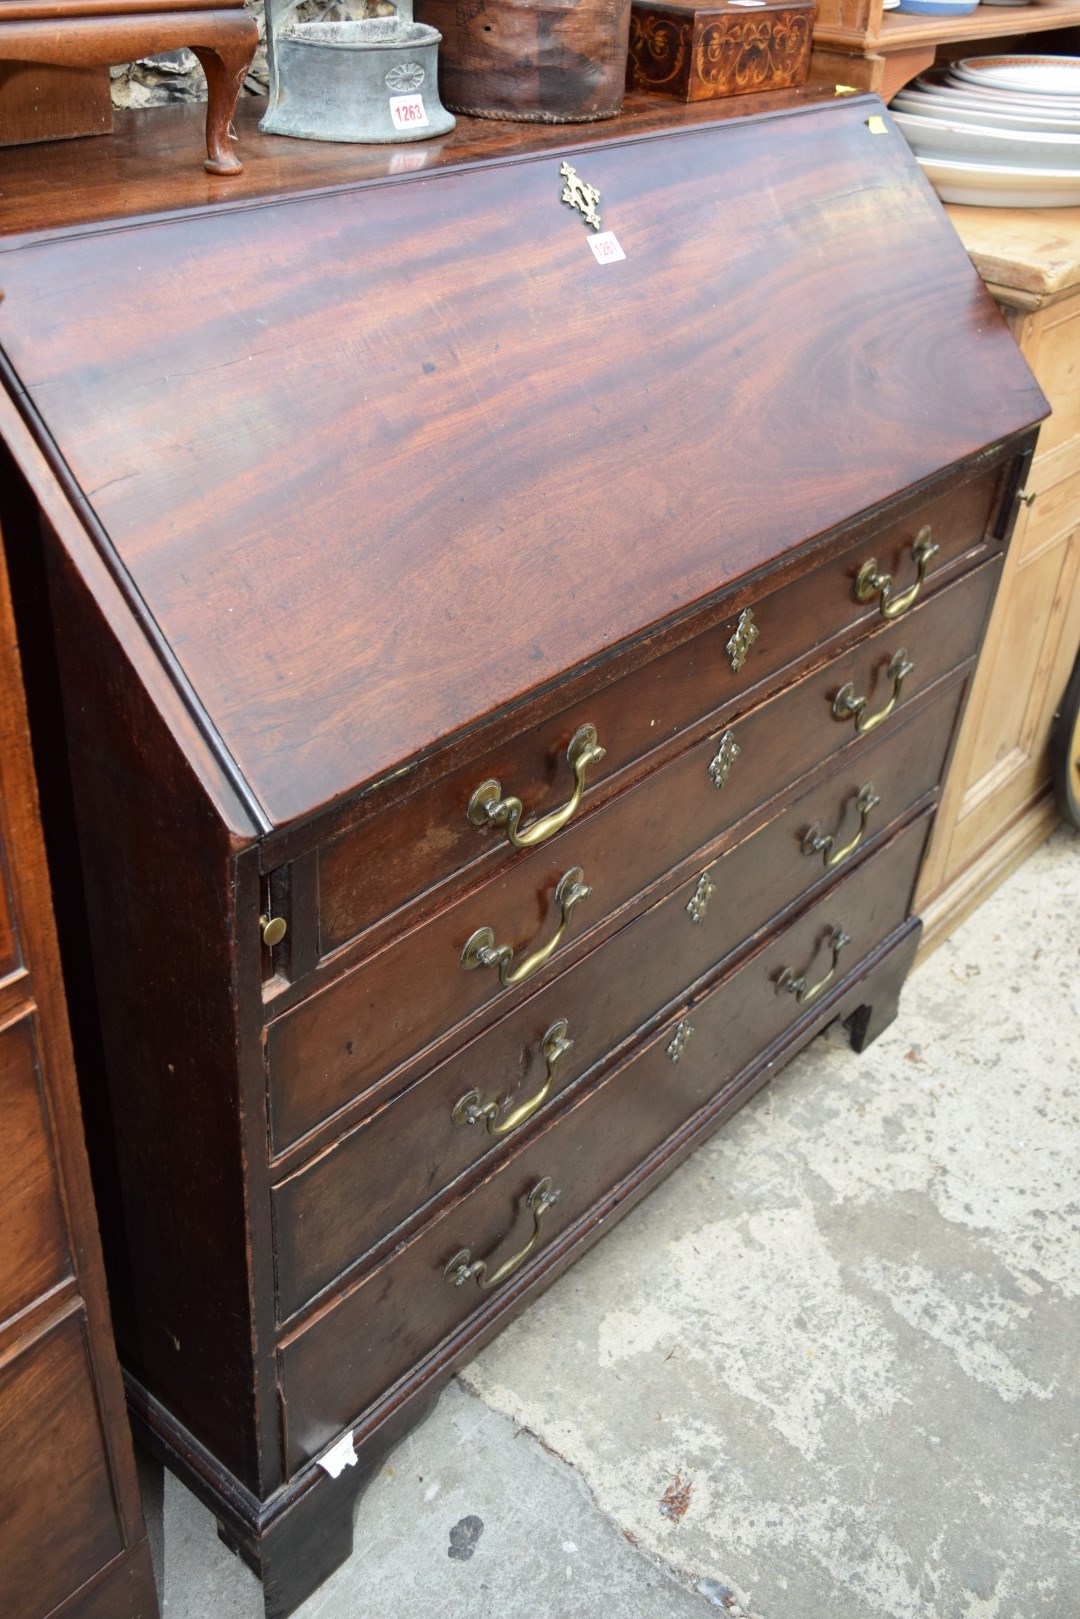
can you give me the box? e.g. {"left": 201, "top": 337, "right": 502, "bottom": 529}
{"left": 40, "top": 531, "right": 272, "bottom": 1496}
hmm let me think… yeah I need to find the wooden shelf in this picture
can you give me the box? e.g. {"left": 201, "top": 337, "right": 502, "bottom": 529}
{"left": 815, "top": 0, "right": 1080, "bottom": 52}
{"left": 812, "top": 0, "right": 1080, "bottom": 99}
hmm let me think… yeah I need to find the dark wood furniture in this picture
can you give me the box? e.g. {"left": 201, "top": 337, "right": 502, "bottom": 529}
{"left": 0, "top": 93, "right": 1046, "bottom": 1618}
{"left": 0, "top": 1, "right": 257, "bottom": 172}
{"left": 0, "top": 62, "right": 112, "bottom": 148}
{"left": 0, "top": 507, "right": 158, "bottom": 1615}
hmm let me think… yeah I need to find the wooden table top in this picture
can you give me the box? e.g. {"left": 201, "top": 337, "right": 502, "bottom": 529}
{"left": 0, "top": 88, "right": 845, "bottom": 245}
{"left": 945, "top": 204, "right": 1080, "bottom": 305}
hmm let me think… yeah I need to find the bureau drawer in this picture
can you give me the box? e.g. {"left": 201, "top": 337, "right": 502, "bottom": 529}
{"left": 278, "top": 810, "right": 931, "bottom": 1472}
{"left": 268, "top": 558, "right": 999, "bottom": 1151}
{"left": 271, "top": 670, "right": 968, "bottom": 1316}
{"left": 0, "top": 1012, "right": 72, "bottom": 1327}
{"left": 316, "top": 469, "right": 1001, "bottom": 956}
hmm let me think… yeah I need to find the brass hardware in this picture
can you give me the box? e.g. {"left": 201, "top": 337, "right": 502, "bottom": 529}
{"left": 452, "top": 1020, "right": 574, "bottom": 1137}
{"left": 686, "top": 872, "right": 717, "bottom": 926}
{"left": 666, "top": 1020, "right": 694, "bottom": 1064}
{"left": 468, "top": 725, "right": 605, "bottom": 849}
{"left": 1017, "top": 488, "right": 1037, "bottom": 509}
{"left": 461, "top": 867, "right": 590, "bottom": 988}
{"left": 834, "top": 83, "right": 858, "bottom": 95}
{"left": 832, "top": 649, "right": 914, "bottom": 735}
{"left": 855, "top": 526, "right": 939, "bottom": 620}
{"left": 444, "top": 1176, "right": 561, "bottom": 1291}
{"left": 867, "top": 114, "right": 888, "bottom": 135}
{"left": 726, "top": 608, "right": 759, "bottom": 674}
{"left": 776, "top": 925, "right": 851, "bottom": 1006}
{"left": 559, "top": 162, "right": 602, "bottom": 231}
{"left": 802, "top": 782, "right": 880, "bottom": 869}
{"left": 260, "top": 914, "right": 287, "bottom": 948}
{"left": 708, "top": 729, "right": 740, "bottom": 789}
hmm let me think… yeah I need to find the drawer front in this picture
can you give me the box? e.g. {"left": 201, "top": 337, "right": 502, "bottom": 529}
{"left": 0, "top": 1311, "right": 124, "bottom": 1618}
{"left": 268, "top": 557, "right": 999, "bottom": 1151}
{"left": 316, "top": 470, "right": 1000, "bottom": 956}
{"left": 278, "top": 810, "right": 931, "bottom": 1470}
{"left": 272, "top": 671, "right": 969, "bottom": 1317}
{"left": 0, "top": 1012, "right": 72, "bottom": 1327}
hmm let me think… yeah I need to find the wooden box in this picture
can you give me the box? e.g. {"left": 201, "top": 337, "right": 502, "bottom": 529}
{"left": 626, "top": 0, "right": 816, "bottom": 100}
{"left": 0, "top": 95, "right": 1045, "bottom": 1618}
{"left": 416, "top": 0, "right": 633, "bottom": 122}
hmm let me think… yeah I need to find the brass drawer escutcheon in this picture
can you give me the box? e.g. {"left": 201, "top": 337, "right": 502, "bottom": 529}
{"left": 726, "top": 608, "right": 759, "bottom": 674}
{"left": 802, "top": 783, "right": 880, "bottom": 869}
{"left": 468, "top": 724, "right": 606, "bottom": 850}
{"left": 452, "top": 1020, "right": 574, "bottom": 1137}
{"left": 708, "top": 729, "right": 740, "bottom": 789}
{"left": 444, "top": 1176, "right": 561, "bottom": 1291}
{"left": 832, "top": 649, "right": 914, "bottom": 735}
{"left": 461, "top": 867, "right": 591, "bottom": 988}
{"left": 776, "top": 924, "right": 851, "bottom": 1006}
{"left": 666, "top": 1020, "right": 695, "bottom": 1064}
{"left": 855, "top": 526, "right": 939, "bottom": 621}
{"left": 685, "top": 872, "right": 717, "bottom": 925}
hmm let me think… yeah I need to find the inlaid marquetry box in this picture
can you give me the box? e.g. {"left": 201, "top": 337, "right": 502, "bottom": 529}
{"left": 626, "top": 0, "right": 816, "bottom": 101}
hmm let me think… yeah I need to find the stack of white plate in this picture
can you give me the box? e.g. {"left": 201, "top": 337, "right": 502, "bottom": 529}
{"left": 889, "top": 55, "right": 1080, "bottom": 205}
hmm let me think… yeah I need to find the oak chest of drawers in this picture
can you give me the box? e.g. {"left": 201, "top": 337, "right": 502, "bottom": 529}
{"left": 0, "top": 92, "right": 1046, "bottom": 1616}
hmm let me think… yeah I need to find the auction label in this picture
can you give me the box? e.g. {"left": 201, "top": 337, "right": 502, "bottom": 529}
{"left": 588, "top": 232, "right": 626, "bottom": 265}
{"left": 389, "top": 95, "right": 428, "bottom": 131}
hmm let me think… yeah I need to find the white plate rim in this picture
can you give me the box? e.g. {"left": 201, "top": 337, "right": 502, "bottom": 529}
{"left": 893, "top": 91, "right": 1080, "bottom": 133}
{"left": 951, "top": 55, "right": 1080, "bottom": 97}
{"left": 893, "top": 108, "right": 1080, "bottom": 170}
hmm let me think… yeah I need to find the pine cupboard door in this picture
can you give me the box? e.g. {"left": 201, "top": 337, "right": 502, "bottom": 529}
{"left": 916, "top": 259, "right": 1080, "bottom": 951}
{"left": 0, "top": 533, "right": 158, "bottom": 1619}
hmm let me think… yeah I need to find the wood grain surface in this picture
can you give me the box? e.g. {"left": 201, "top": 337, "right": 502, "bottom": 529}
{"left": 278, "top": 809, "right": 931, "bottom": 1475}
{"left": 0, "top": 98, "right": 1046, "bottom": 831}
{"left": 271, "top": 671, "right": 968, "bottom": 1319}
{"left": 0, "top": 494, "right": 158, "bottom": 1617}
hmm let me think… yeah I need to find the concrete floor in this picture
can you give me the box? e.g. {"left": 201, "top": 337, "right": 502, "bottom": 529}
{"left": 141, "top": 827, "right": 1080, "bottom": 1619}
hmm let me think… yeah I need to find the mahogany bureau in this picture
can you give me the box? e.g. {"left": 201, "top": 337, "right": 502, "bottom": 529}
{"left": 0, "top": 93, "right": 1046, "bottom": 1616}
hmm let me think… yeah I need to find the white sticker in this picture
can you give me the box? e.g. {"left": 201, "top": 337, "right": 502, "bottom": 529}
{"left": 390, "top": 94, "right": 428, "bottom": 132}
{"left": 318, "top": 1431, "right": 358, "bottom": 1479}
{"left": 588, "top": 231, "right": 626, "bottom": 265}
